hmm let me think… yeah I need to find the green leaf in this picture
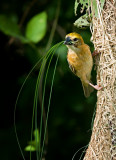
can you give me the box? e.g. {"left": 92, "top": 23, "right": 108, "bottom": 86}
{"left": 80, "top": 0, "right": 89, "bottom": 9}
{"left": 0, "top": 14, "right": 20, "bottom": 36}
{"left": 25, "top": 145, "right": 36, "bottom": 151}
{"left": 74, "top": 0, "right": 89, "bottom": 15}
{"left": 74, "top": 0, "right": 105, "bottom": 17}
{"left": 0, "top": 14, "right": 28, "bottom": 43}
{"left": 92, "top": 0, "right": 98, "bottom": 17}
{"left": 25, "top": 129, "right": 40, "bottom": 152}
{"left": 92, "top": 0, "right": 105, "bottom": 17}
{"left": 74, "top": 13, "right": 91, "bottom": 28}
{"left": 25, "top": 12, "right": 47, "bottom": 43}
{"left": 74, "top": 0, "right": 79, "bottom": 15}
{"left": 100, "top": 0, "right": 105, "bottom": 9}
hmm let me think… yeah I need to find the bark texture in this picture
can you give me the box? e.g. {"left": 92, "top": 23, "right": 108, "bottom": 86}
{"left": 84, "top": 0, "right": 116, "bottom": 159}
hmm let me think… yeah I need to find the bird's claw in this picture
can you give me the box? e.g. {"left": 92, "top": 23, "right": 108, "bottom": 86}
{"left": 89, "top": 83, "right": 103, "bottom": 91}
{"left": 94, "top": 85, "right": 103, "bottom": 91}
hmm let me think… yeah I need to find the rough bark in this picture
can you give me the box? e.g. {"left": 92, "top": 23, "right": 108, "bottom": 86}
{"left": 84, "top": 0, "right": 116, "bottom": 159}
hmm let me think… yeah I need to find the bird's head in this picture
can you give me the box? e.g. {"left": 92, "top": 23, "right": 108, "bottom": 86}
{"left": 64, "top": 32, "right": 84, "bottom": 52}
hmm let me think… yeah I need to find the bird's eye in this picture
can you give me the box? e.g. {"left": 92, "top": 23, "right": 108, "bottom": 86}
{"left": 73, "top": 38, "right": 78, "bottom": 41}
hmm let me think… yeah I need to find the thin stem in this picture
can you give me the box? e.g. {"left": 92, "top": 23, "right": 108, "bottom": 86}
{"left": 8, "top": 0, "right": 37, "bottom": 45}
{"left": 19, "top": 0, "right": 37, "bottom": 28}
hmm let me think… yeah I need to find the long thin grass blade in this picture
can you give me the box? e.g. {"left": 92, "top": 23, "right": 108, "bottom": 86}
{"left": 14, "top": 41, "right": 64, "bottom": 160}
{"left": 39, "top": 53, "right": 60, "bottom": 160}
{"left": 31, "top": 42, "right": 63, "bottom": 160}
{"left": 39, "top": 42, "right": 63, "bottom": 159}
{"left": 14, "top": 56, "right": 45, "bottom": 160}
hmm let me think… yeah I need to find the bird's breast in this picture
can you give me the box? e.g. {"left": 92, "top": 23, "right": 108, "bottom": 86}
{"left": 67, "top": 48, "right": 93, "bottom": 79}
{"left": 67, "top": 52, "right": 83, "bottom": 77}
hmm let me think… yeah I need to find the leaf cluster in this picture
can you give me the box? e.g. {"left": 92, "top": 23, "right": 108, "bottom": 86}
{"left": 74, "top": 0, "right": 105, "bottom": 28}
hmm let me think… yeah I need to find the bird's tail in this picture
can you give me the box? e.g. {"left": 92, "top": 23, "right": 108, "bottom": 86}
{"left": 82, "top": 81, "right": 94, "bottom": 98}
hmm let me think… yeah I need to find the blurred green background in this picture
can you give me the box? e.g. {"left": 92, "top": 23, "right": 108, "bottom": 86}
{"left": 0, "top": 0, "right": 97, "bottom": 159}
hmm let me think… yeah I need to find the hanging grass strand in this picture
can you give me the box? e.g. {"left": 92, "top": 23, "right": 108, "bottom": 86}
{"left": 39, "top": 53, "right": 60, "bottom": 160}
{"left": 14, "top": 41, "right": 64, "bottom": 160}
{"left": 30, "top": 43, "right": 62, "bottom": 160}
{"left": 14, "top": 55, "right": 46, "bottom": 160}
{"left": 30, "top": 41, "right": 64, "bottom": 160}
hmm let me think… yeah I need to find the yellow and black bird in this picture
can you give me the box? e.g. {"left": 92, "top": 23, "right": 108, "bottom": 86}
{"left": 64, "top": 32, "right": 102, "bottom": 97}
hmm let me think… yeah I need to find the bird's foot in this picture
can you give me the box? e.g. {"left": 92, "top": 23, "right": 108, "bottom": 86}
{"left": 93, "top": 85, "right": 103, "bottom": 90}
{"left": 89, "top": 83, "right": 103, "bottom": 91}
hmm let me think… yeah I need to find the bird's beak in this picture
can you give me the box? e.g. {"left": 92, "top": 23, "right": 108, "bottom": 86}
{"left": 64, "top": 37, "right": 72, "bottom": 45}
{"left": 63, "top": 41, "right": 68, "bottom": 45}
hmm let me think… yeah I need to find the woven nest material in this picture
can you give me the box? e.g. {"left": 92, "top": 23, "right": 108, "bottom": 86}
{"left": 84, "top": 0, "right": 116, "bottom": 160}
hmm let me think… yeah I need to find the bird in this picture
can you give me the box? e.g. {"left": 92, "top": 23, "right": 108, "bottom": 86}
{"left": 64, "top": 32, "right": 102, "bottom": 97}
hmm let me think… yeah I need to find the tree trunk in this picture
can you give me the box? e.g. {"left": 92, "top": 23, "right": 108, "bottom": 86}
{"left": 84, "top": 0, "right": 116, "bottom": 159}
